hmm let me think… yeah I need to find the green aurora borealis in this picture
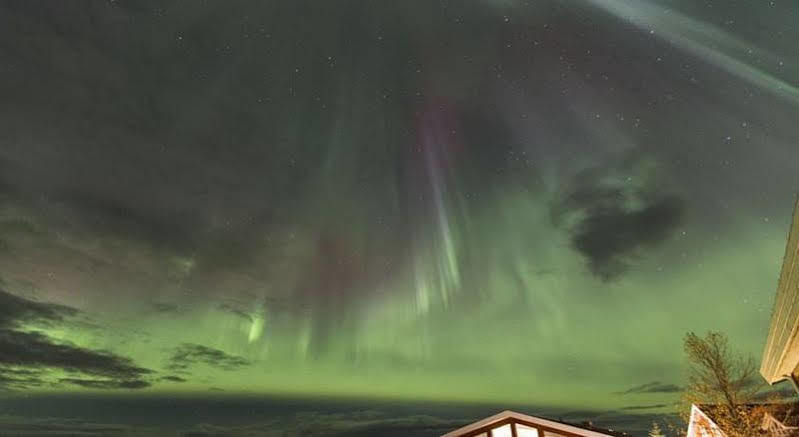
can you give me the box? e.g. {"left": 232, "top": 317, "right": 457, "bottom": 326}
{"left": 1, "top": 0, "right": 799, "bottom": 435}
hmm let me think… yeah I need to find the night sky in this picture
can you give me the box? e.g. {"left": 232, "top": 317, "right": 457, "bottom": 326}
{"left": 1, "top": 1, "right": 799, "bottom": 435}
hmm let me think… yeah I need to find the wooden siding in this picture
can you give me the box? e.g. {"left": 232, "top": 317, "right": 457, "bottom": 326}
{"left": 762, "top": 197, "right": 799, "bottom": 384}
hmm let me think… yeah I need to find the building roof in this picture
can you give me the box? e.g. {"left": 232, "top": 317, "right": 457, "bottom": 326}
{"left": 440, "top": 410, "right": 629, "bottom": 437}
{"left": 762, "top": 197, "right": 799, "bottom": 384}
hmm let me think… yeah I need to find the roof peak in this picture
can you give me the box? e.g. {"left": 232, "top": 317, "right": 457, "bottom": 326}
{"left": 440, "top": 410, "right": 628, "bottom": 437}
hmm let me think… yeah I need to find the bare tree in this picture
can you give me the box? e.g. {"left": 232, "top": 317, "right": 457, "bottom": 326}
{"left": 648, "top": 421, "right": 665, "bottom": 437}
{"left": 681, "top": 331, "right": 766, "bottom": 436}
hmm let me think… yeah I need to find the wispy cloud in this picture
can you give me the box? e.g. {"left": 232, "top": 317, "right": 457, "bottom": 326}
{"left": 166, "top": 343, "right": 250, "bottom": 373}
{"left": 59, "top": 378, "right": 151, "bottom": 389}
{"left": 217, "top": 303, "right": 253, "bottom": 323}
{"left": 159, "top": 375, "right": 188, "bottom": 383}
{"left": 149, "top": 302, "right": 181, "bottom": 315}
{"left": 620, "top": 403, "right": 673, "bottom": 411}
{"left": 616, "top": 381, "right": 682, "bottom": 395}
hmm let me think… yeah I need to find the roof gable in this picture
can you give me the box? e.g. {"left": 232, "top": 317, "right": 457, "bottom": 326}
{"left": 688, "top": 404, "right": 727, "bottom": 437}
{"left": 441, "top": 410, "right": 626, "bottom": 437}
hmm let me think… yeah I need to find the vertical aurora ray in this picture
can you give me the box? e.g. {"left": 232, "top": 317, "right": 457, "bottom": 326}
{"left": 247, "top": 314, "right": 265, "bottom": 344}
{"left": 411, "top": 99, "right": 466, "bottom": 314}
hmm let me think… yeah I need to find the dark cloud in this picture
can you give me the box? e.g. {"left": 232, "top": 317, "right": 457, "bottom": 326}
{"left": 553, "top": 168, "right": 684, "bottom": 280}
{"left": 620, "top": 404, "right": 672, "bottom": 411}
{"left": 60, "top": 378, "right": 151, "bottom": 389}
{"left": 216, "top": 304, "right": 253, "bottom": 323}
{"left": 0, "top": 288, "right": 152, "bottom": 390}
{"left": 0, "top": 329, "right": 153, "bottom": 382}
{"left": 166, "top": 344, "right": 250, "bottom": 373}
{"left": 149, "top": 302, "right": 181, "bottom": 314}
{"left": 0, "top": 287, "right": 78, "bottom": 329}
{"left": 160, "top": 375, "right": 188, "bottom": 383}
{"left": 0, "top": 367, "right": 43, "bottom": 377}
{"left": 616, "top": 381, "right": 682, "bottom": 395}
{"left": 0, "top": 367, "right": 46, "bottom": 390}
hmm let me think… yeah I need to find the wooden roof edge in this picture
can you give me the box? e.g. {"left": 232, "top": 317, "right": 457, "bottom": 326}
{"left": 440, "top": 410, "right": 624, "bottom": 437}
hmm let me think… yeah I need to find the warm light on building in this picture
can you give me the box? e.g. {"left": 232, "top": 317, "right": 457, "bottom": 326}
{"left": 762, "top": 197, "right": 799, "bottom": 387}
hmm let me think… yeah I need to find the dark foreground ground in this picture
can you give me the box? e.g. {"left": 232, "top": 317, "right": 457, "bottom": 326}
{"left": 0, "top": 393, "right": 672, "bottom": 436}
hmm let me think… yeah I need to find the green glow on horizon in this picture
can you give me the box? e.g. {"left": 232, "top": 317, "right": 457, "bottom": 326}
{"left": 9, "top": 188, "right": 784, "bottom": 413}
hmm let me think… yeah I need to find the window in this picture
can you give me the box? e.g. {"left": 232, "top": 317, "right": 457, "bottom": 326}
{"left": 517, "top": 424, "right": 540, "bottom": 437}
{"left": 491, "top": 424, "right": 513, "bottom": 437}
